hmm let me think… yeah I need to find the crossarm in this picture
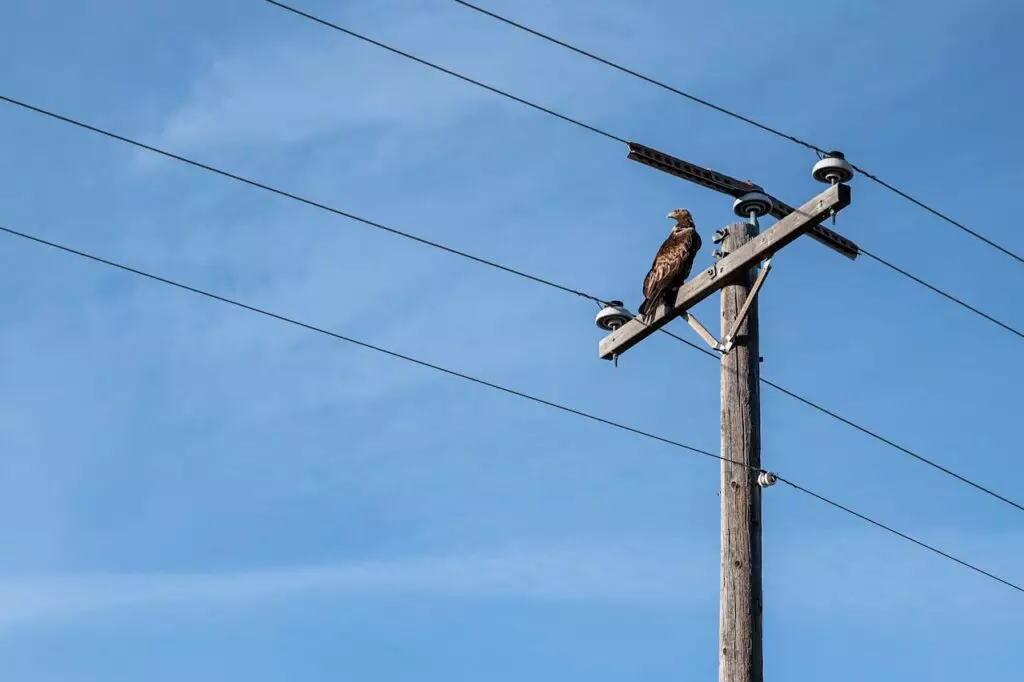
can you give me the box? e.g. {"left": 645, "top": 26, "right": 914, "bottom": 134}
{"left": 627, "top": 142, "right": 859, "bottom": 260}
{"left": 599, "top": 183, "right": 851, "bottom": 360}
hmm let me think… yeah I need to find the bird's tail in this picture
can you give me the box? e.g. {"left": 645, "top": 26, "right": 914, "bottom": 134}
{"left": 639, "top": 286, "right": 675, "bottom": 324}
{"left": 638, "top": 296, "right": 655, "bottom": 323}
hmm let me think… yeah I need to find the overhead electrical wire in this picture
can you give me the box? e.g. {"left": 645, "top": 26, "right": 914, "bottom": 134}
{"left": 1, "top": 93, "right": 1020, "bottom": 515}
{"left": 0, "top": 96, "right": 600, "bottom": 305}
{"left": 667, "top": 326, "right": 1024, "bottom": 514}
{"left": 860, "top": 249, "right": 1022, "bottom": 340}
{"left": 0, "top": 220, "right": 1020, "bottom": 595}
{"left": 266, "top": 0, "right": 625, "bottom": 144}
{"left": 263, "top": 1, "right": 1023, "bottom": 342}
{"left": 775, "top": 475, "right": 1023, "bottom": 595}
{"left": 450, "top": 0, "right": 1024, "bottom": 268}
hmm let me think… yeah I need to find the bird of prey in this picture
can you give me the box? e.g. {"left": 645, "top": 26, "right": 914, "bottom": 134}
{"left": 638, "top": 208, "right": 702, "bottom": 321}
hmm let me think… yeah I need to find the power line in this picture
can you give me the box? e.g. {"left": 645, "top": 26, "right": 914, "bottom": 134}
{"left": 451, "top": 0, "right": 823, "bottom": 155}
{"left": 264, "top": 0, "right": 625, "bottom": 144}
{"left": 763, "top": 377, "right": 1024, "bottom": 513}
{"left": 263, "top": 1, "right": 1024, "bottom": 342}
{"left": 861, "top": 248, "right": 1023, "bottom": 340}
{"left": 2, "top": 94, "right": 1020, "bottom": 515}
{"left": 849, "top": 165, "right": 1023, "bottom": 266}
{"left": 0, "top": 95, "right": 601, "bottom": 307}
{"left": 1, "top": 220, "right": 1020, "bottom": 596}
{"left": 777, "top": 476, "right": 1024, "bottom": 595}
{"left": 0, "top": 223, "right": 725, "bottom": 460}
{"left": 661, "top": 320, "right": 1024, "bottom": 514}
{"left": 450, "top": 0, "right": 1024, "bottom": 267}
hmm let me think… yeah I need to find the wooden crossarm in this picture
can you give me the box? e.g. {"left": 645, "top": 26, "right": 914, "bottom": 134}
{"left": 599, "top": 182, "right": 851, "bottom": 360}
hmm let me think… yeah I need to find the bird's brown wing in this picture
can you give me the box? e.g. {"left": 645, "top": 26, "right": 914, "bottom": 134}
{"left": 676, "top": 228, "right": 701, "bottom": 282}
{"left": 640, "top": 230, "right": 701, "bottom": 316}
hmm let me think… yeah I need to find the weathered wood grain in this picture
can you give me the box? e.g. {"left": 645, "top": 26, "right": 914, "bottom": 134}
{"left": 719, "top": 222, "right": 763, "bottom": 682}
{"left": 722, "top": 259, "right": 772, "bottom": 352}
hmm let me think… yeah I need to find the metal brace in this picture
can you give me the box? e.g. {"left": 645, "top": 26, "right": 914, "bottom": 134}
{"left": 680, "top": 311, "right": 725, "bottom": 353}
{"left": 669, "top": 255, "right": 773, "bottom": 355}
{"left": 721, "top": 256, "right": 773, "bottom": 354}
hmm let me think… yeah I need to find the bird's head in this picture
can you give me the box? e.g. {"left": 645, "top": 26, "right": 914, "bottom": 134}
{"left": 667, "top": 208, "right": 694, "bottom": 231}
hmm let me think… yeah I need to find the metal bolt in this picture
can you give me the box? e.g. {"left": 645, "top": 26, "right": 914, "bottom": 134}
{"left": 827, "top": 168, "right": 840, "bottom": 230}
{"left": 712, "top": 228, "right": 727, "bottom": 244}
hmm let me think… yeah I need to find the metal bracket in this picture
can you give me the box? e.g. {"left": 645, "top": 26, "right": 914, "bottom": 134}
{"left": 721, "top": 256, "right": 772, "bottom": 354}
{"left": 680, "top": 311, "right": 724, "bottom": 353}
{"left": 626, "top": 142, "right": 859, "bottom": 260}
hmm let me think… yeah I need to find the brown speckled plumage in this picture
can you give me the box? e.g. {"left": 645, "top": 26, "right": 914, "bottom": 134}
{"left": 639, "top": 209, "right": 701, "bottom": 320}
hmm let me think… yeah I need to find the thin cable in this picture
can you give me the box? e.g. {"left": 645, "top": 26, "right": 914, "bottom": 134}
{"left": 0, "top": 223, "right": 731, "bottom": 468}
{"left": 763, "top": 379, "right": 1024, "bottom": 513}
{"left": 450, "top": 0, "right": 1024, "bottom": 267}
{"left": 264, "top": 2, "right": 1024, "bottom": 340}
{"left": 661, "top": 323, "right": 1024, "bottom": 513}
{"left": 2, "top": 95, "right": 1021, "bottom": 515}
{"left": 264, "top": 0, "right": 626, "bottom": 145}
{"left": 661, "top": 327, "right": 718, "bottom": 358}
{"left": 854, "top": 165, "right": 1024, "bottom": 266}
{"left": 861, "top": 248, "right": 1023, "bottom": 340}
{"left": 452, "top": 0, "right": 823, "bottom": 155}
{"left": 2, "top": 221, "right": 1020, "bottom": 595}
{"left": 0, "top": 95, "right": 602, "bottom": 307}
{"left": 778, "top": 476, "right": 1024, "bottom": 594}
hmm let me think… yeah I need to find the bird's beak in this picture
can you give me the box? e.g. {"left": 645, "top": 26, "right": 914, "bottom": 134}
{"left": 667, "top": 212, "right": 676, "bottom": 219}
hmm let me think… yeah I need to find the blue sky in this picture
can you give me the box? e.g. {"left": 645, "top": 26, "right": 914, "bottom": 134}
{"left": 0, "top": 0, "right": 1022, "bottom": 679}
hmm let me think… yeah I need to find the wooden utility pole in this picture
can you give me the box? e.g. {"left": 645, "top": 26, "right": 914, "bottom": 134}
{"left": 594, "top": 142, "right": 856, "bottom": 682}
{"left": 718, "top": 221, "right": 762, "bottom": 682}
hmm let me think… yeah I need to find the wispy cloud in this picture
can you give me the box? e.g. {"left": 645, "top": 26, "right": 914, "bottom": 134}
{"left": 0, "top": 542, "right": 711, "bottom": 630}
{"left": 151, "top": 3, "right": 507, "bottom": 154}
{"left": 145, "top": 0, "right": 684, "bottom": 157}
{"left": 766, "top": 528, "right": 1024, "bottom": 624}
{"left": 154, "top": 41, "right": 487, "bottom": 153}
{"left": 2, "top": 526, "right": 1019, "bottom": 633}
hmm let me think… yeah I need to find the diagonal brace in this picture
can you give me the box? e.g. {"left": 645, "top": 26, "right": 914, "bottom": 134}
{"left": 721, "top": 257, "right": 772, "bottom": 354}
{"left": 681, "top": 311, "right": 724, "bottom": 352}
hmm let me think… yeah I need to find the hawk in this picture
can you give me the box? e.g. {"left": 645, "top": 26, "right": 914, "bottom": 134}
{"left": 638, "top": 208, "right": 702, "bottom": 321}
